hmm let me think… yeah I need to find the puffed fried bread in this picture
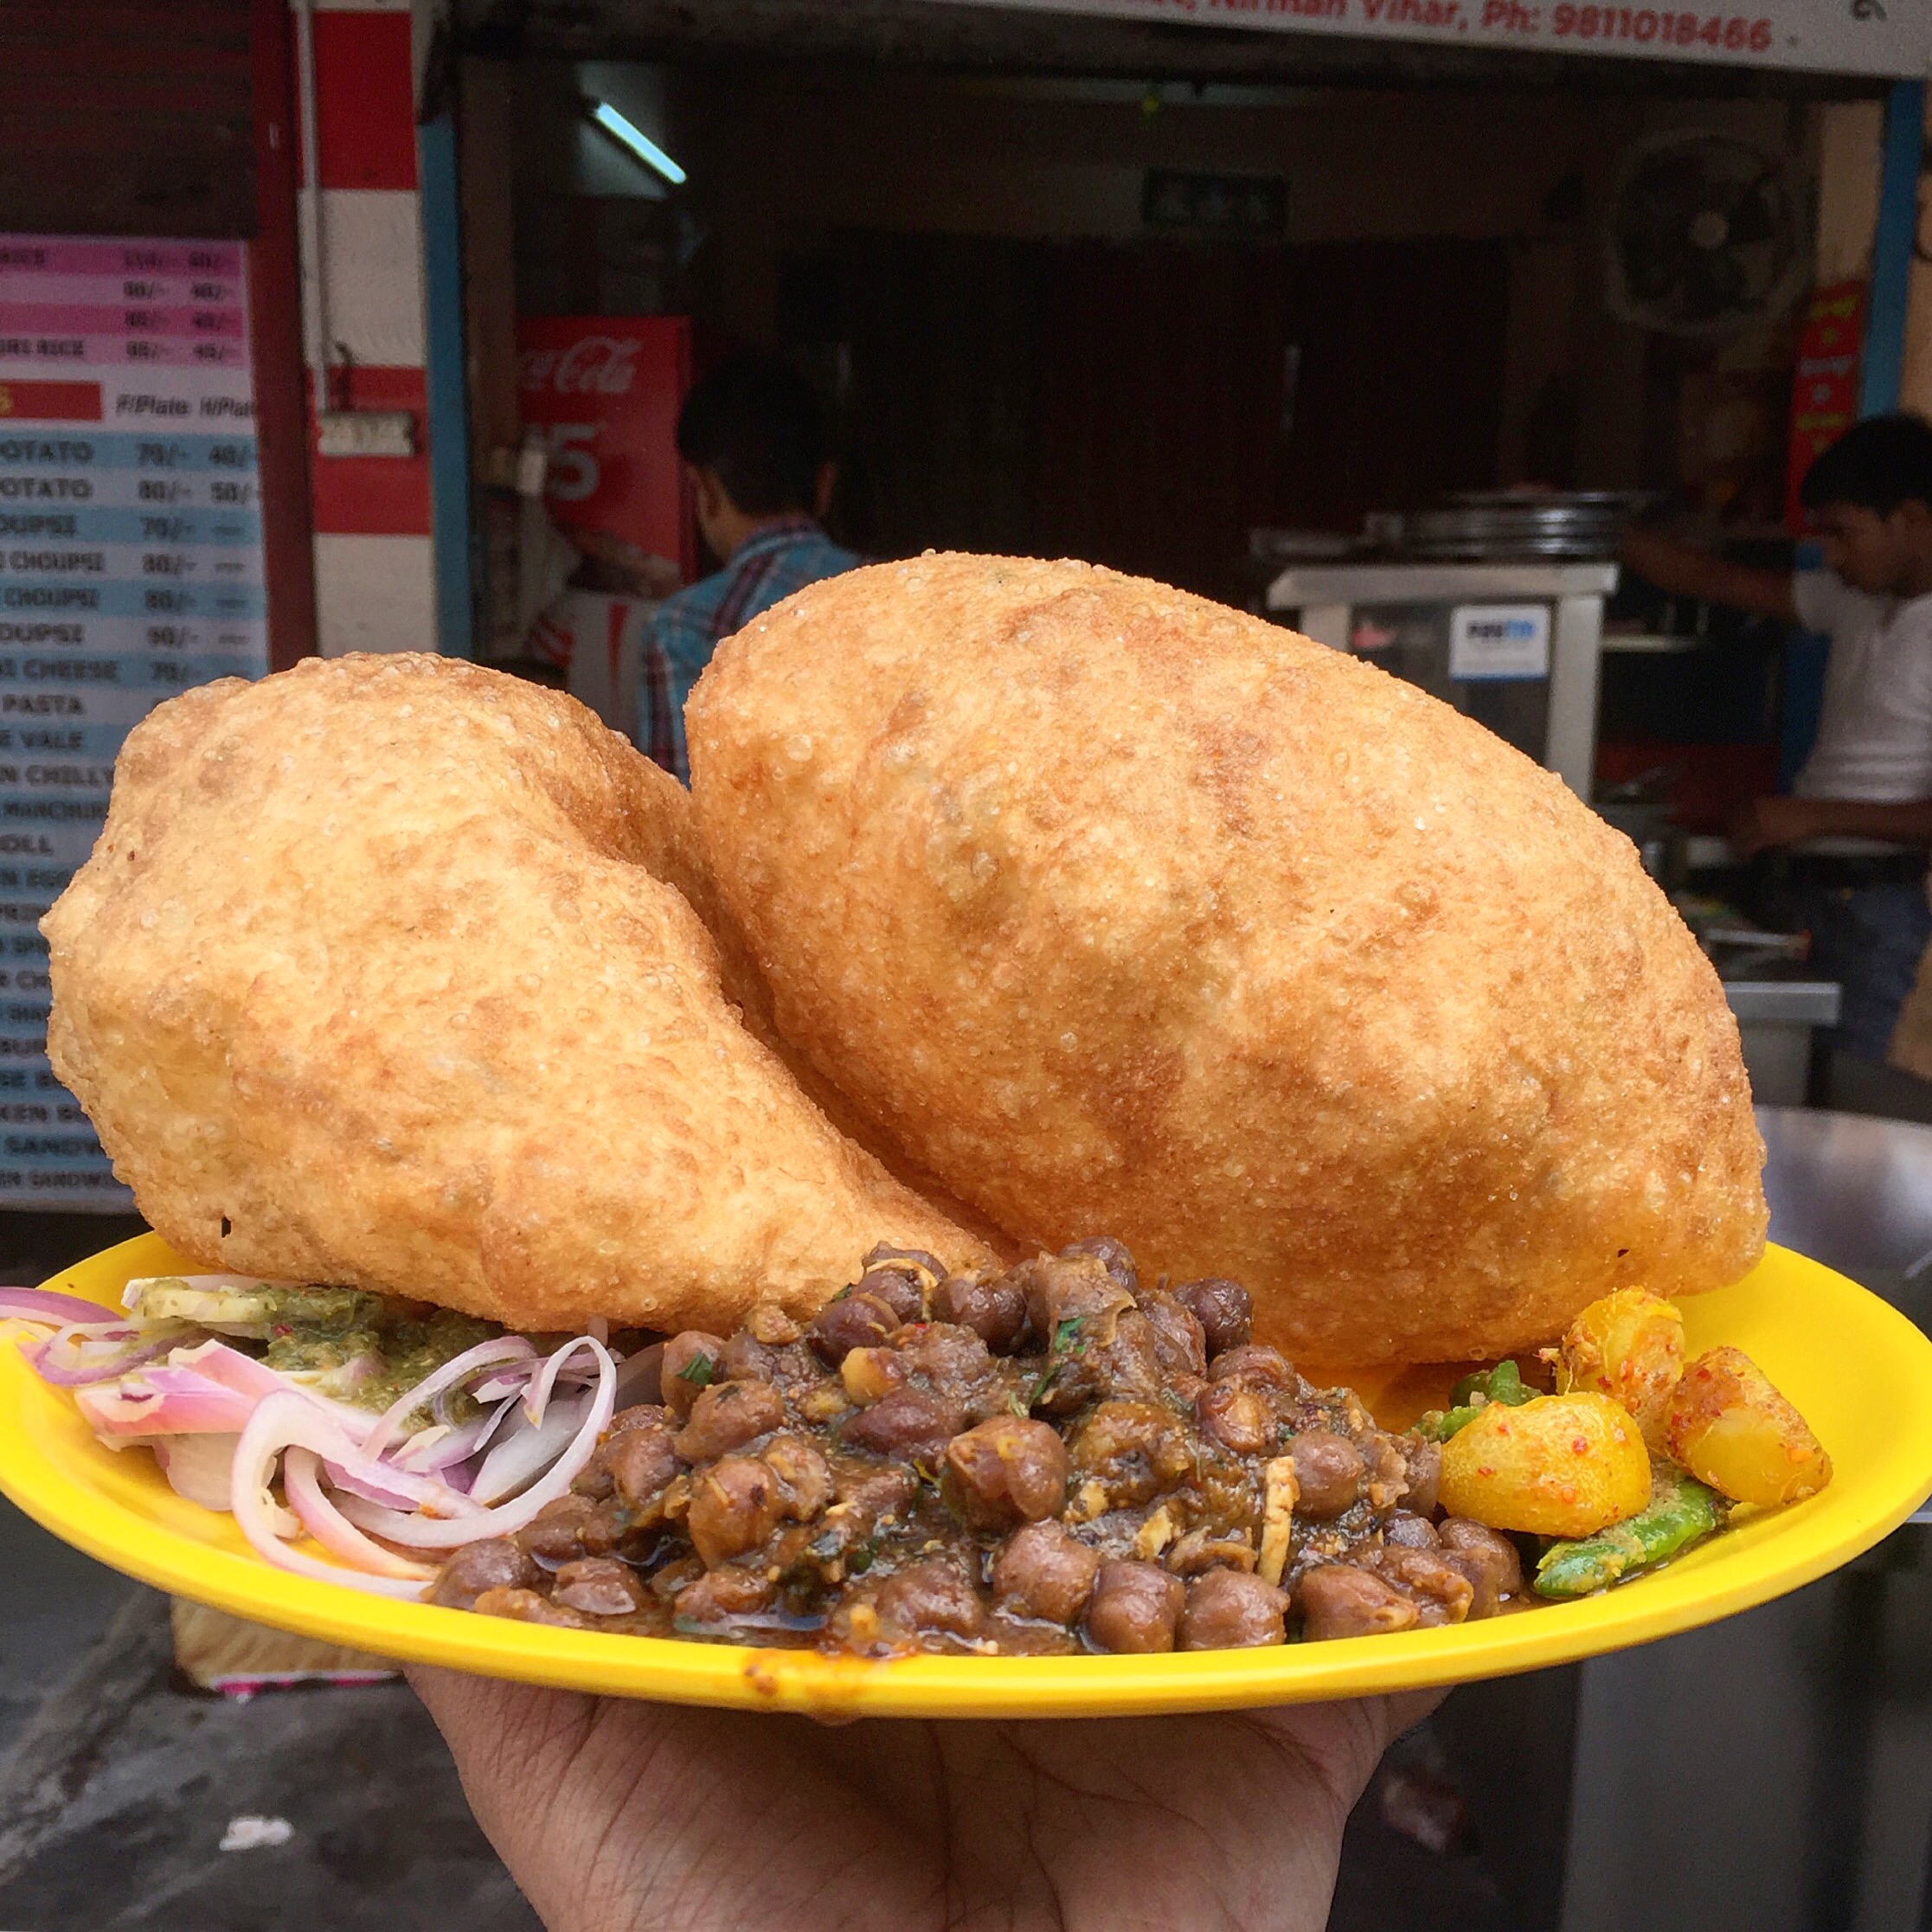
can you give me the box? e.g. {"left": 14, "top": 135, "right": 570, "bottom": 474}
{"left": 688, "top": 554, "right": 1766, "bottom": 1364}
{"left": 44, "top": 653, "right": 986, "bottom": 1332}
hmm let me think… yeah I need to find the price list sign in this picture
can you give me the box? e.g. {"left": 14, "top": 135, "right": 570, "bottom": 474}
{"left": 0, "top": 234, "right": 267, "bottom": 1209}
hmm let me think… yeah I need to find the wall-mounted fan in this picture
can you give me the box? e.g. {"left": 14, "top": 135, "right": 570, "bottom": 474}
{"left": 1606, "top": 132, "right": 1805, "bottom": 336}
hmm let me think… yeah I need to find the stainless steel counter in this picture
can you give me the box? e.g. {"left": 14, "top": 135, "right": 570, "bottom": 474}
{"left": 1723, "top": 977, "right": 1842, "bottom": 1107}
{"left": 1724, "top": 980, "right": 1843, "bottom": 1025}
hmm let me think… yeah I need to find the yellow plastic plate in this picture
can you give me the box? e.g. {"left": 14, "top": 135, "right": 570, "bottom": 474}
{"left": 3, "top": 1233, "right": 1930, "bottom": 1719}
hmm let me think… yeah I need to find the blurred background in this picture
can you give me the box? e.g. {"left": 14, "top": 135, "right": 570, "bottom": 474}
{"left": 3, "top": 1, "right": 1932, "bottom": 1923}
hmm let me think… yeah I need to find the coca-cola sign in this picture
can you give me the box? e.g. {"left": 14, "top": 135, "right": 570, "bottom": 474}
{"left": 519, "top": 334, "right": 640, "bottom": 396}
{"left": 516, "top": 316, "right": 694, "bottom": 579}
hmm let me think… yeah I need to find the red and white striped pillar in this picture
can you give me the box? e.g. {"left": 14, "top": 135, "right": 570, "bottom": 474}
{"left": 295, "top": 0, "right": 439, "bottom": 655}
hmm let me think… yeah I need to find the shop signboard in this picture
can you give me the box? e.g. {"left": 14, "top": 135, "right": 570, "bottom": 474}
{"left": 926, "top": 0, "right": 1928, "bottom": 77}
{"left": 0, "top": 233, "right": 269, "bottom": 1210}
{"left": 1786, "top": 280, "right": 1865, "bottom": 530}
{"left": 517, "top": 317, "right": 695, "bottom": 581}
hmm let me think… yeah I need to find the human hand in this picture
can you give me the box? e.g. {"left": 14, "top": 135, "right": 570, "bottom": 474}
{"left": 1728, "top": 793, "right": 1824, "bottom": 859}
{"left": 411, "top": 1664, "right": 1440, "bottom": 1932}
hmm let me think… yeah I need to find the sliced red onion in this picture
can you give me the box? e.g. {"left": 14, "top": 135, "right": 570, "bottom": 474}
{"left": 392, "top": 1420, "right": 453, "bottom": 1463}
{"left": 119, "top": 1272, "right": 294, "bottom": 1321}
{"left": 168, "top": 1340, "right": 376, "bottom": 1440}
{"left": 229, "top": 1392, "right": 428, "bottom": 1599}
{"left": 48, "top": 1319, "right": 142, "bottom": 1343}
{"left": 29, "top": 1284, "right": 634, "bottom": 1588}
{"left": 152, "top": 1432, "right": 242, "bottom": 1511}
{"left": 318, "top": 1460, "right": 437, "bottom": 1512}
{"left": 472, "top": 1394, "right": 590, "bottom": 1506}
{"left": 468, "top": 1367, "right": 536, "bottom": 1403}
{"left": 319, "top": 1453, "right": 478, "bottom": 1517}
{"left": 391, "top": 1412, "right": 496, "bottom": 1474}
{"left": 359, "top": 1336, "right": 537, "bottom": 1461}
{"left": 284, "top": 1448, "right": 436, "bottom": 1582}
{"left": 422, "top": 1400, "right": 517, "bottom": 1473}
{"left": 523, "top": 1336, "right": 607, "bottom": 1427}
{"left": 0, "top": 1286, "right": 121, "bottom": 1328}
{"left": 425, "top": 1370, "right": 529, "bottom": 1428}
{"left": 77, "top": 1368, "right": 259, "bottom": 1437}
{"left": 332, "top": 1340, "right": 613, "bottom": 1549}
{"left": 469, "top": 1357, "right": 595, "bottom": 1409}
{"left": 32, "top": 1319, "right": 195, "bottom": 1386}
{"left": 283, "top": 1426, "right": 486, "bottom": 1518}
{"left": 438, "top": 1391, "right": 520, "bottom": 1477}
{"left": 70, "top": 1345, "right": 384, "bottom": 1441}
{"left": 167, "top": 1337, "right": 290, "bottom": 1397}
{"left": 109, "top": 1428, "right": 293, "bottom": 1533}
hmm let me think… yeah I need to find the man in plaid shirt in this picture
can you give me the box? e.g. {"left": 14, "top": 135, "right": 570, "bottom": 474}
{"left": 641, "top": 355, "right": 858, "bottom": 781}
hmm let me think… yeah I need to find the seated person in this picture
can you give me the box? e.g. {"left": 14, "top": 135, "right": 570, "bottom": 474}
{"left": 1622, "top": 413, "right": 1932, "bottom": 1065}
{"left": 639, "top": 354, "right": 858, "bottom": 780}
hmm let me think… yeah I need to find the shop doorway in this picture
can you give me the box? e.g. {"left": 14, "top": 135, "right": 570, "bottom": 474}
{"left": 793, "top": 232, "right": 1511, "bottom": 597}
{"left": 1274, "top": 239, "right": 1512, "bottom": 538}
{"left": 1031, "top": 240, "right": 1293, "bottom": 596}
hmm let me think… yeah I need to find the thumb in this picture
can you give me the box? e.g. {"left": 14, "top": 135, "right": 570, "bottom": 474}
{"left": 408, "top": 1666, "right": 621, "bottom": 1926}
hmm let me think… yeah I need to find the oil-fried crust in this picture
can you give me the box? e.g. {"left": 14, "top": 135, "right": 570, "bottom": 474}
{"left": 688, "top": 555, "right": 1767, "bottom": 1364}
{"left": 43, "top": 653, "right": 986, "bottom": 1331}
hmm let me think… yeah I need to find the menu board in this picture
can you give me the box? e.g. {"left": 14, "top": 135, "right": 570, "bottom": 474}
{"left": 0, "top": 234, "right": 267, "bottom": 1210}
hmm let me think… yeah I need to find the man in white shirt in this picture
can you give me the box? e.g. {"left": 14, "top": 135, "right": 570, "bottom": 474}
{"left": 1622, "top": 413, "right": 1932, "bottom": 1064}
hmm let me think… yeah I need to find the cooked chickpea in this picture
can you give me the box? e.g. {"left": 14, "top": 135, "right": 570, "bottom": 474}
{"left": 1171, "top": 1277, "right": 1253, "bottom": 1358}
{"left": 1298, "top": 1564, "right": 1419, "bottom": 1640}
{"left": 1197, "top": 1378, "right": 1275, "bottom": 1456}
{"left": 659, "top": 1331, "right": 726, "bottom": 1421}
{"left": 941, "top": 1416, "right": 1069, "bottom": 1531}
{"left": 991, "top": 1521, "right": 1101, "bottom": 1625}
{"left": 1178, "top": 1569, "right": 1287, "bottom": 1649}
{"left": 672, "top": 1378, "right": 786, "bottom": 1461}
{"left": 840, "top": 1345, "right": 906, "bottom": 1406}
{"left": 686, "top": 1456, "right": 782, "bottom": 1567}
{"left": 1292, "top": 1429, "right": 1365, "bottom": 1518}
{"left": 806, "top": 1292, "right": 902, "bottom": 1366}
{"left": 1084, "top": 1560, "right": 1184, "bottom": 1653}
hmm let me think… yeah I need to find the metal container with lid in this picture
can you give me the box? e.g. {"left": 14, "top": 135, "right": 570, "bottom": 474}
{"left": 1401, "top": 491, "right": 1647, "bottom": 562}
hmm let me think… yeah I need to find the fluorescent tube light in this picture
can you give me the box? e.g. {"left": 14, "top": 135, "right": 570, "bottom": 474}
{"left": 587, "top": 100, "right": 686, "bottom": 187}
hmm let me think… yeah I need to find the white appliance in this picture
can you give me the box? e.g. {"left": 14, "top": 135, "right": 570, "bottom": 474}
{"left": 1261, "top": 559, "right": 1617, "bottom": 798}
